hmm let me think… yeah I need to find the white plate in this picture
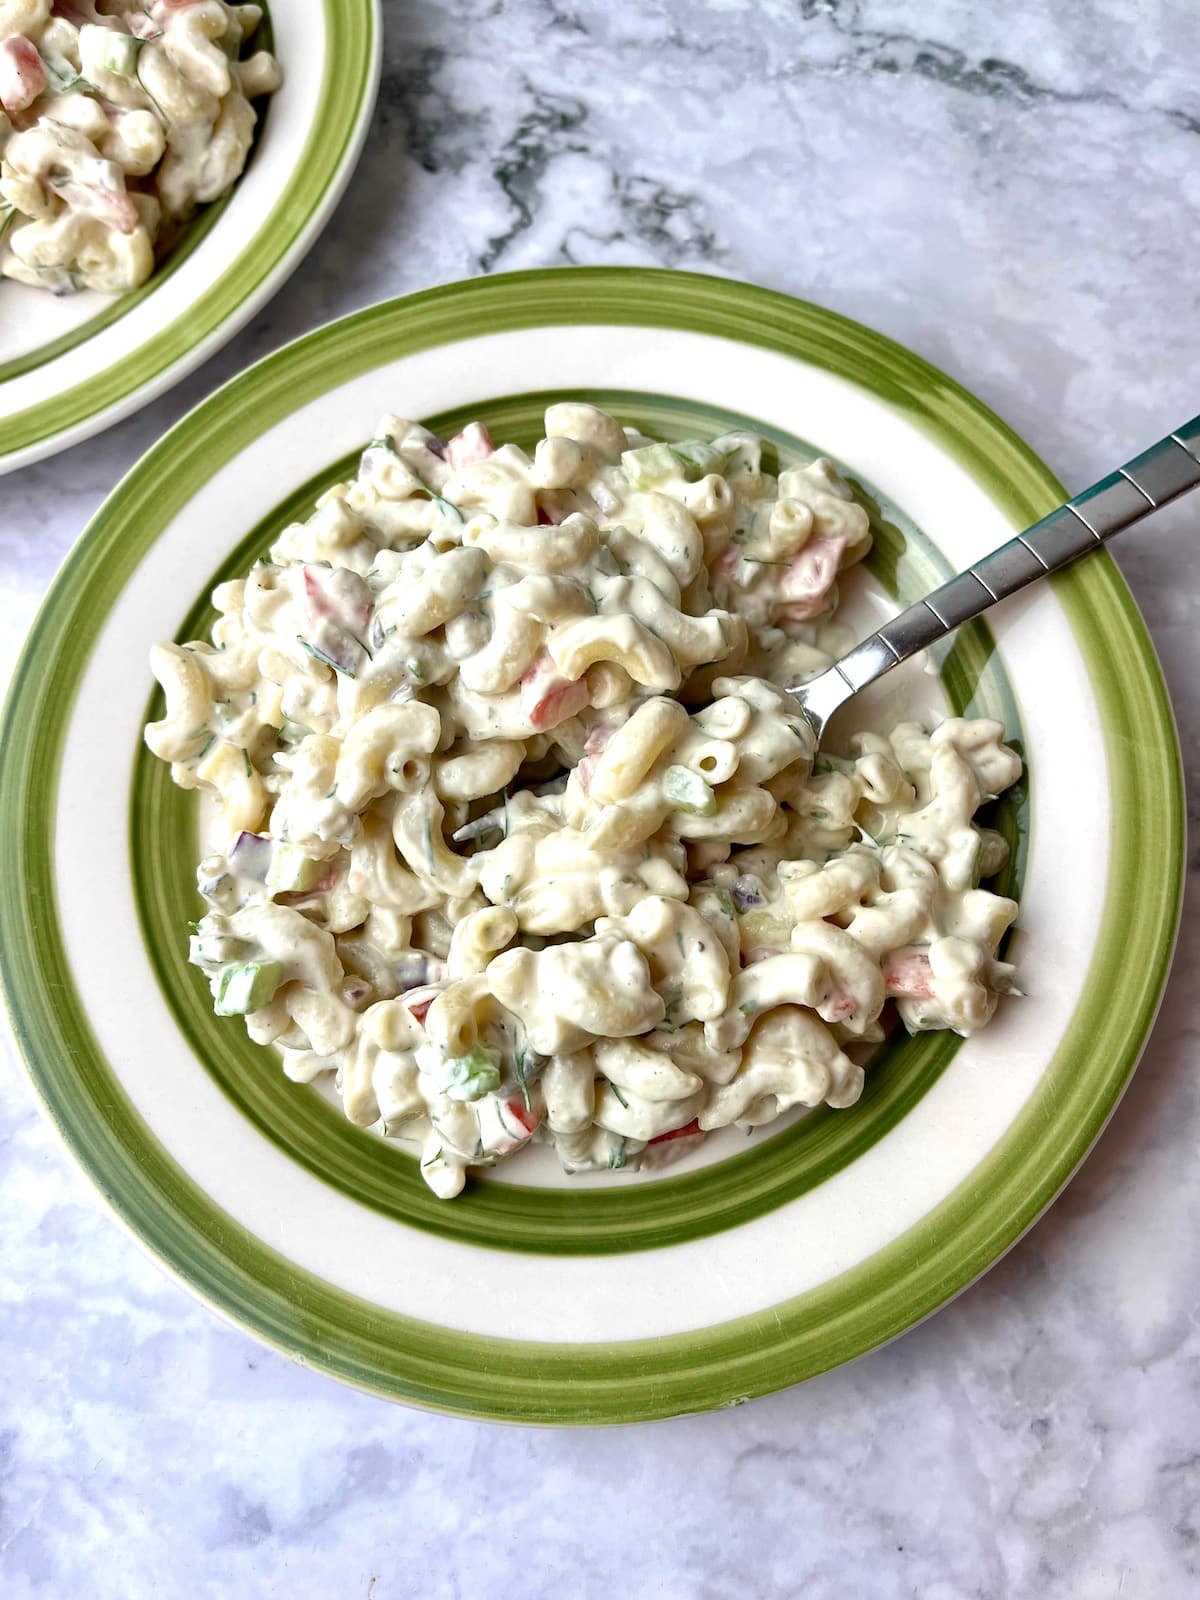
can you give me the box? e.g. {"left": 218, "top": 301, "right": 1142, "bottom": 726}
{"left": 0, "top": 270, "right": 1183, "bottom": 1422}
{"left": 0, "top": 0, "right": 380, "bottom": 473}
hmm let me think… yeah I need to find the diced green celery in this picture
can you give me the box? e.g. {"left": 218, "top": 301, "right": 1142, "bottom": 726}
{"left": 440, "top": 1044, "right": 502, "bottom": 1103}
{"left": 214, "top": 960, "right": 284, "bottom": 1016}
{"left": 100, "top": 34, "right": 144, "bottom": 76}
{"left": 417, "top": 489, "right": 464, "bottom": 525}
{"left": 266, "top": 843, "right": 323, "bottom": 894}
{"left": 670, "top": 439, "right": 730, "bottom": 480}
{"left": 662, "top": 764, "right": 717, "bottom": 816}
{"left": 621, "top": 442, "right": 679, "bottom": 488}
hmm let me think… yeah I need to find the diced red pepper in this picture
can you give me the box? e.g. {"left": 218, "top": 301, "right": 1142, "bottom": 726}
{"left": 402, "top": 985, "right": 443, "bottom": 1026}
{"left": 0, "top": 38, "right": 47, "bottom": 113}
{"left": 884, "top": 948, "right": 935, "bottom": 1000}
{"left": 822, "top": 991, "right": 856, "bottom": 1023}
{"left": 778, "top": 535, "right": 846, "bottom": 620}
{"left": 503, "top": 1098, "right": 541, "bottom": 1137}
{"left": 649, "top": 1118, "right": 702, "bottom": 1145}
{"left": 49, "top": 180, "right": 139, "bottom": 235}
{"left": 519, "top": 651, "right": 590, "bottom": 731}
{"left": 446, "top": 422, "right": 493, "bottom": 471}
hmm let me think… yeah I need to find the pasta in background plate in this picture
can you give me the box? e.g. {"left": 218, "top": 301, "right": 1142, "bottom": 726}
{"left": 144, "top": 403, "right": 1022, "bottom": 1197}
{"left": 0, "top": 0, "right": 279, "bottom": 295}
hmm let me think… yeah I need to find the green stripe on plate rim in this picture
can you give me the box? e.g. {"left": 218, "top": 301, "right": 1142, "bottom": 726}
{"left": 0, "top": 9, "right": 276, "bottom": 385}
{"left": 0, "top": 270, "right": 1183, "bottom": 1422}
{"left": 0, "top": 0, "right": 377, "bottom": 460}
{"left": 130, "top": 389, "right": 1028, "bottom": 1255}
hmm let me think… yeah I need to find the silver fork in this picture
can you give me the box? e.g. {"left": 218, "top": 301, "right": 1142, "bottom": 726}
{"left": 790, "top": 417, "right": 1200, "bottom": 741}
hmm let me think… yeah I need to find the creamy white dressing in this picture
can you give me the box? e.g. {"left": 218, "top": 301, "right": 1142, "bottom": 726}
{"left": 0, "top": 0, "right": 279, "bottom": 295}
{"left": 145, "top": 403, "right": 1022, "bottom": 1198}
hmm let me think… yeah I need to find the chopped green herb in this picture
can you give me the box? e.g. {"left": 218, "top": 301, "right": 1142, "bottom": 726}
{"left": 296, "top": 634, "right": 356, "bottom": 678}
{"left": 367, "top": 435, "right": 397, "bottom": 455}
{"left": 739, "top": 556, "right": 789, "bottom": 566}
{"left": 738, "top": 1001, "right": 758, "bottom": 1017}
{"left": 611, "top": 1083, "right": 629, "bottom": 1109}
{"left": 423, "top": 819, "right": 436, "bottom": 869}
{"left": 407, "top": 658, "right": 427, "bottom": 683}
{"left": 416, "top": 487, "right": 464, "bottom": 524}
{"left": 195, "top": 735, "right": 216, "bottom": 762}
{"left": 39, "top": 51, "right": 87, "bottom": 93}
{"left": 609, "top": 1136, "right": 628, "bottom": 1171}
{"left": 675, "top": 932, "right": 685, "bottom": 957}
{"left": 242, "top": 749, "right": 253, "bottom": 778}
{"left": 514, "top": 1048, "right": 533, "bottom": 1114}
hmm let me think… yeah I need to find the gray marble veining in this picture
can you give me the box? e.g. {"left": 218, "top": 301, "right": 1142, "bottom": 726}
{"left": 2, "top": 2, "right": 1198, "bottom": 1594}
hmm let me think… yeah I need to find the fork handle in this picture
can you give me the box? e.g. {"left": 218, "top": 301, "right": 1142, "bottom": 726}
{"left": 830, "top": 415, "right": 1200, "bottom": 695}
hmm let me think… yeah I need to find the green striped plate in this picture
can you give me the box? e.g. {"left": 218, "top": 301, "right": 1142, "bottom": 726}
{"left": 0, "top": 0, "right": 380, "bottom": 474}
{"left": 0, "top": 269, "right": 1183, "bottom": 1423}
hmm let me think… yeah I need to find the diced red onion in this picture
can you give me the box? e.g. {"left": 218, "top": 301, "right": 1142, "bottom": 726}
{"left": 732, "top": 875, "right": 765, "bottom": 910}
{"left": 229, "top": 831, "right": 273, "bottom": 879}
{"left": 394, "top": 957, "right": 446, "bottom": 992}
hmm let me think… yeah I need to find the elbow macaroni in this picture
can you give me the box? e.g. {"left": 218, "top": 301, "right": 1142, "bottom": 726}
{"left": 146, "top": 404, "right": 1024, "bottom": 1198}
{"left": 1, "top": 1, "right": 279, "bottom": 295}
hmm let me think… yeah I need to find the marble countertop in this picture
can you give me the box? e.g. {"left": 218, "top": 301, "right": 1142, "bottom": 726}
{"left": 3, "top": 2, "right": 1198, "bottom": 1593}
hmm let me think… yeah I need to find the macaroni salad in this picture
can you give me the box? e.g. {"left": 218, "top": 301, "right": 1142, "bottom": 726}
{"left": 145, "top": 404, "right": 1023, "bottom": 1197}
{"left": 0, "top": 0, "right": 279, "bottom": 295}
